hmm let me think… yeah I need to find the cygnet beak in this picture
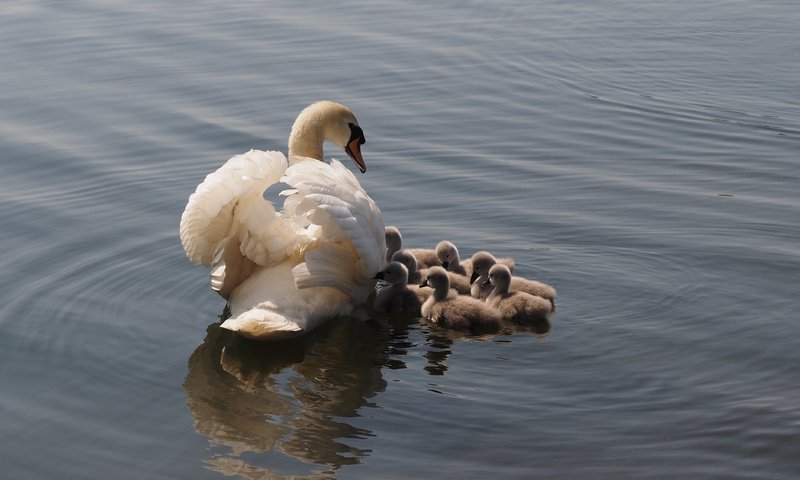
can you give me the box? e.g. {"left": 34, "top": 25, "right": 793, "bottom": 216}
{"left": 469, "top": 272, "right": 479, "bottom": 284}
{"left": 373, "top": 272, "right": 385, "bottom": 280}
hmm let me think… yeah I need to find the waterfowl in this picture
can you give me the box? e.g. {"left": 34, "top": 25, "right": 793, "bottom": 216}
{"left": 436, "top": 242, "right": 515, "bottom": 278}
{"left": 418, "top": 266, "right": 471, "bottom": 295}
{"left": 469, "top": 251, "right": 556, "bottom": 308}
{"left": 372, "top": 262, "right": 422, "bottom": 315}
{"left": 420, "top": 266, "right": 501, "bottom": 331}
{"left": 179, "top": 101, "right": 385, "bottom": 341}
{"left": 384, "top": 226, "right": 439, "bottom": 269}
{"left": 390, "top": 249, "right": 422, "bottom": 284}
{"left": 435, "top": 241, "right": 468, "bottom": 276}
{"left": 485, "top": 264, "right": 551, "bottom": 322}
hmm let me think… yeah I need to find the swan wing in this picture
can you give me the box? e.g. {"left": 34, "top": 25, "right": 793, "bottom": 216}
{"left": 282, "top": 158, "right": 385, "bottom": 300}
{"left": 179, "top": 149, "right": 297, "bottom": 268}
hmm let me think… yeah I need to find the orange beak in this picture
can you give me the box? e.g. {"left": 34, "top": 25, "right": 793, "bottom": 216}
{"left": 345, "top": 138, "right": 366, "bottom": 173}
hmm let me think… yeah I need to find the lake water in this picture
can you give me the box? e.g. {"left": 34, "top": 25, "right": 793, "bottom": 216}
{"left": 1, "top": 1, "right": 799, "bottom": 478}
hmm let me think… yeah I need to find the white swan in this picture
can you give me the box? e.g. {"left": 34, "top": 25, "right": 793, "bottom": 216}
{"left": 179, "top": 101, "right": 385, "bottom": 341}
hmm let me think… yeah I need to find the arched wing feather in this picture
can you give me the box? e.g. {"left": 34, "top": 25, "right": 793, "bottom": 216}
{"left": 179, "top": 149, "right": 293, "bottom": 267}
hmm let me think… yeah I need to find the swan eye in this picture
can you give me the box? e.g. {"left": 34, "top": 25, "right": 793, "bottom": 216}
{"left": 348, "top": 123, "right": 365, "bottom": 145}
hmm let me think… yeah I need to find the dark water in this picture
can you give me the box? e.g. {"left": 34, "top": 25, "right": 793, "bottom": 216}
{"left": 2, "top": 1, "right": 799, "bottom": 478}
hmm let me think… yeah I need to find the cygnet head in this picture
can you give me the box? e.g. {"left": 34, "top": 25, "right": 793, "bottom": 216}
{"left": 435, "top": 241, "right": 460, "bottom": 270}
{"left": 484, "top": 264, "right": 512, "bottom": 293}
{"left": 288, "top": 101, "right": 367, "bottom": 173}
{"left": 391, "top": 249, "right": 418, "bottom": 276}
{"left": 469, "top": 251, "right": 498, "bottom": 284}
{"left": 385, "top": 226, "right": 403, "bottom": 260}
{"left": 373, "top": 261, "right": 409, "bottom": 286}
{"left": 420, "top": 266, "right": 450, "bottom": 291}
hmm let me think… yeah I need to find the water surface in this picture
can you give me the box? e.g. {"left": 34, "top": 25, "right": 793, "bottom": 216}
{"left": 1, "top": 1, "right": 799, "bottom": 478}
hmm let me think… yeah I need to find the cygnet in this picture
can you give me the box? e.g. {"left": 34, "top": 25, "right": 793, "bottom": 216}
{"left": 420, "top": 266, "right": 501, "bottom": 331}
{"left": 373, "top": 262, "right": 422, "bottom": 315}
{"left": 484, "top": 264, "right": 551, "bottom": 322}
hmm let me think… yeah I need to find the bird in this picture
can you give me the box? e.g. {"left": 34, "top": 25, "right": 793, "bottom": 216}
{"left": 179, "top": 101, "right": 385, "bottom": 341}
{"left": 390, "top": 249, "right": 447, "bottom": 303}
{"left": 437, "top": 241, "right": 515, "bottom": 278}
{"left": 390, "top": 249, "right": 422, "bottom": 284}
{"left": 372, "top": 262, "right": 422, "bottom": 315}
{"left": 384, "top": 226, "right": 439, "bottom": 269}
{"left": 434, "top": 241, "right": 469, "bottom": 276}
{"left": 420, "top": 266, "right": 501, "bottom": 331}
{"left": 484, "top": 264, "right": 551, "bottom": 322}
{"left": 469, "top": 251, "right": 555, "bottom": 309}
{"left": 418, "top": 266, "right": 472, "bottom": 295}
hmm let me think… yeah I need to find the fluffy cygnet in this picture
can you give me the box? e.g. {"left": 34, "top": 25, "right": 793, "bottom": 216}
{"left": 373, "top": 262, "right": 422, "bottom": 315}
{"left": 435, "top": 241, "right": 468, "bottom": 276}
{"left": 384, "top": 226, "right": 403, "bottom": 264}
{"left": 436, "top": 242, "right": 515, "bottom": 278}
{"left": 384, "top": 226, "right": 439, "bottom": 269}
{"left": 469, "top": 252, "right": 556, "bottom": 308}
{"left": 390, "top": 249, "right": 421, "bottom": 284}
{"left": 485, "top": 264, "right": 551, "bottom": 322}
{"left": 418, "top": 266, "right": 471, "bottom": 295}
{"left": 420, "top": 266, "right": 501, "bottom": 331}
{"left": 390, "top": 249, "right": 433, "bottom": 302}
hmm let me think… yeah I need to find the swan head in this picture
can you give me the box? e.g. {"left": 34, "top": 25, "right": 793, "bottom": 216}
{"left": 469, "top": 251, "right": 497, "bottom": 284}
{"left": 435, "top": 241, "right": 460, "bottom": 271}
{"left": 289, "top": 101, "right": 367, "bottom": 173}
{"left": 373, "top": 261, "right": 409, "bottom": 286}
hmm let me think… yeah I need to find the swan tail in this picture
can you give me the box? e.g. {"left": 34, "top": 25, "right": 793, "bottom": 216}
{"left": 220, "top": 307, "right": 304, "bottom": 341}
{"left": 179, "top": 149, "right": 291, "bottom": 267}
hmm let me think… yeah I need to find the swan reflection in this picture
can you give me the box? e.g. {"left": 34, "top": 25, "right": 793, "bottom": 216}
{"left": 184, "top": 315, "right": 390, "bottom": 478}
{"left": 184, "top": 310, "right": 551, "bottom": 477}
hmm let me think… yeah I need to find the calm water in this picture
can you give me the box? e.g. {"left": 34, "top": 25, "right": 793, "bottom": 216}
{"left": 1, "top": 1, "right": 799, "bottom": 478}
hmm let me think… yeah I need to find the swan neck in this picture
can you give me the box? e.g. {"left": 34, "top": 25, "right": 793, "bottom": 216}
{"left": 288, "top": 115, "right": 325, "bottom": 162}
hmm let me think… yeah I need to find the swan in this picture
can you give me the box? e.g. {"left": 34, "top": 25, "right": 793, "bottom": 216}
{"left": 385, "top": 226, "right": 439, "bottom": 269}
{"left": 469, "top": 251, "right": 556, "bottom": 308}
{"left": 179, "top": 101, "right": 385, "bottom": 341}
{"left": 372, "top": 262, "right": 422, "bottom": 315}
{"left": 484, "top": 264, "right": 551, "bottom": 322}
{"left": 420, "top": 267, "right": 501, "bottom": 331}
